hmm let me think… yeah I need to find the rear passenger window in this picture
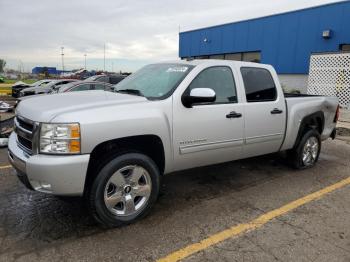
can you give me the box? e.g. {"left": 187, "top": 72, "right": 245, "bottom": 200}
{"left": 240, "top": 67, "right": 277, "bottom": 102}
{"left": 187, "top": 66, "right": 237, "bottom": 104}
{"left": 94, "top": 84, "right": 106, "bottom": 90}
{"left": 71, "top": 84, "right": 91, "bottom": 91}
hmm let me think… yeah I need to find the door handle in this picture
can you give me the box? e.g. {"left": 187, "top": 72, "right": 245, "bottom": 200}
{"left": 270, "top": 108, "right": 283, "bottom": 114}
{"left": 226, "top": 111, "right": 242, "bottom": 118}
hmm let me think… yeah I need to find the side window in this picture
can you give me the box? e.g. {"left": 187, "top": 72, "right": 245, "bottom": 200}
{"left": 240, "top": 67, "right": 277, "bottom": 102}
{"left": 110, "top": 76, "right": 124, "bottom": 84}
{"left": 71, "top": 84, "right": 91, "bottom": 92}
{"left": 94, "top": 84, "right": 107, "bottom": 90}
{"left": 55, "top": 82, "right": 66, "bottom": 86}
{"left": 97, "top": 76, "right": 108, "bottom": 83}
{"left": 187, "top": 66, "right": 237, "bottom": 104}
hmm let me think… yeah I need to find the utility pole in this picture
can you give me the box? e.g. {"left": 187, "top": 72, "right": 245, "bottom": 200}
{"left": 103, "top": 43, "right": 106, "bottom": 72}
{"left": 84, "top": 54, "right": 87, "bottom": 70}
{"left": 61, "top": 47, "right": 65, "bottom": 74}
{"left": 112, "top": 62, "right": 114, "bottom": 72}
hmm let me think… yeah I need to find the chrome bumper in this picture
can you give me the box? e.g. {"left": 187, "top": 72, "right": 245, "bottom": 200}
{"left": 8, "top": 132, "right": 90, "bottom": 196}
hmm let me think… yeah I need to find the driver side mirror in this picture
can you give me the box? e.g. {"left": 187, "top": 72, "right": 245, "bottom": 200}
{"left": 182, "top": 88, "right": 216, "bottom": 108}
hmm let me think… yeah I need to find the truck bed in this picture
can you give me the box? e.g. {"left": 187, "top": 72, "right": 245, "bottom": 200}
{"left": 281, "top": 95, "right": 338, "bottom": 151}
{"left": 283, "top": 93, "right": 321, "bottom": 98}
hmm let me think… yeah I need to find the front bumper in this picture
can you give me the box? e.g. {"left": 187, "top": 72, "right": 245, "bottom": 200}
{"left": 8, "top": 132, "right": 90, "bottom": 196}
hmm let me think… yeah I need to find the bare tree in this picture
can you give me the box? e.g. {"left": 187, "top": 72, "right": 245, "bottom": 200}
{"left": 0, "top": 59, "right": 6, "bottom": 73}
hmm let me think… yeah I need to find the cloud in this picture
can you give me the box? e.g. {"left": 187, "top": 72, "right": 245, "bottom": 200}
{"left": 0, "top": 0, "right": 342, "bottom": 72}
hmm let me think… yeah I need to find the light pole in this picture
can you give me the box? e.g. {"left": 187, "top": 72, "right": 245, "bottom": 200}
{"left": 84, "top": 54, "right": 87, "bottom": 70}
{"left": 61, "top": 47, "right": 65, "bottom": 74}
{"left": 103, "top": 43, "right": 106, "bottom": 72}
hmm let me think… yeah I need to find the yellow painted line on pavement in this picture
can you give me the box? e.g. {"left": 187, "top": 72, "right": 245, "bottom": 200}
{"left": 157, "top": 176, "right": 350, "bottom": 262}
{"left": 0, "top": 165, "right": 12, "bottom": 170}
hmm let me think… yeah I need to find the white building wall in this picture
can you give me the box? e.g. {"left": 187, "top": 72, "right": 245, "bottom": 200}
{"left": 278, "top": 74, "right": 308, "bottom": 94}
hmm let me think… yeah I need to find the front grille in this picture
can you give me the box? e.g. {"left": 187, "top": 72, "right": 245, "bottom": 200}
{"left": 15, "top": 116, "right": 36, "bottom": 154}
{"left": 18, "top": 136, "right": 32, "bottom": 150}
{"left": 17, "top": 117, "right": 34, "bottom": 131}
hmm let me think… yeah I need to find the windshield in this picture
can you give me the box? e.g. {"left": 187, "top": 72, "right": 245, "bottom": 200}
{"left": 38, "top": 80, "right": 51, "bottom": 87}
{"left": 114, "top": 63, "right": 194, "bottom": 99}
{"left": 30, "top": 80, "right": 44, "bottom": 86}
{"left": 85, "top": 75, "right": 100, "bottom": 81}
{"left": 57, "top": 82, "right": 77, "bottom": 93}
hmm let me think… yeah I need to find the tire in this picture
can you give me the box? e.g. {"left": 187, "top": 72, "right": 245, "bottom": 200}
{"left": 88, "top": 153, "right": 160, "bottom": 227}
{"left": 289, "top": 129, "right": 321, "bottom": 169}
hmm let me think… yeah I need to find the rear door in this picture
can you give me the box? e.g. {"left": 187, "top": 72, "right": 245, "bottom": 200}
{"left": 240, "top": 66, "right": 286, "bottom": 157}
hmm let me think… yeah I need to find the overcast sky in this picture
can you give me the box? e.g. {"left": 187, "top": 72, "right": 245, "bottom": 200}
{"left": 0, "top": 0, "right": 343, "bottom": 72}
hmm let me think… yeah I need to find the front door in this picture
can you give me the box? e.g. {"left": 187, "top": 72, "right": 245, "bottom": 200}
{"left": 172, "top": 66, "right": 245, "bottom": 171}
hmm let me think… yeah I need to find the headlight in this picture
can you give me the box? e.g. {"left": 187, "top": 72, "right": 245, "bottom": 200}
{"left": 40, "top": 123, "right": 80, "bottom": 154}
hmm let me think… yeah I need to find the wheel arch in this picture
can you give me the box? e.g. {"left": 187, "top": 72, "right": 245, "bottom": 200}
{"left": 84, "top": 134, "right": 165, "bottom": 194}
{"left": 293, "top": 111, "right": 324, "bottom": 149}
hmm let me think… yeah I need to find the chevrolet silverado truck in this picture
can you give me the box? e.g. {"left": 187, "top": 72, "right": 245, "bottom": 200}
{"left": 8, "top": 60, "right": 339, "bottom": 227}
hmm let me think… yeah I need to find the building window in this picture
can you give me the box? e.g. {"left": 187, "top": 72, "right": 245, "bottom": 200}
{"left": 209, "top": 54, "right": 225, "bottom": 59}
{"left": 194, "top": 56, "right": 209, "bottom": 59}
{"left": 242, "top": 52, "right": 261, "bottom": 63}
{"left": 225, "top": 52, "right": 261, "bottom": 62}
{"left": 225, "top": 53, "right": 242, "bottom": 61}
{"left": 184, "top": 51, "right": 261, "bottom": 62}
{"left": 340, "top": 44, "right": 350, "bottom": 51}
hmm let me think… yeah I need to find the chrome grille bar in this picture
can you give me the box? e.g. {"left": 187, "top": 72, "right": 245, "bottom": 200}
{"left": 14, "top": 116, "right": 38, "bottom": 155}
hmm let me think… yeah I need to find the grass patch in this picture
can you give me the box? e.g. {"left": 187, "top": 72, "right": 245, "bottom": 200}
{"left": 0, "top": 84, "right": 12, "bottom": 89}
{"left": 0, "top": 84, "right": 12, "bottom": 95}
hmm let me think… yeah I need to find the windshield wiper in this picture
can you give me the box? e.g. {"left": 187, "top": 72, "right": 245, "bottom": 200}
{"left": 116, "top": 89, "right": 144, "bottom": 97}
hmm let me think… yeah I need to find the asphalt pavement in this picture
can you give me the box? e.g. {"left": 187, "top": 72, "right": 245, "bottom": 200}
{"left": 0, "top": 137, "right": 349, "bottom": 261}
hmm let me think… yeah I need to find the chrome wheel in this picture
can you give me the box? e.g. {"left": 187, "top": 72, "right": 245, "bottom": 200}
{"left": 104, "top": 165, "right": 152, "bottom": 217}
{"left": 302, "top": 136, "right": 319, "bottom": 166}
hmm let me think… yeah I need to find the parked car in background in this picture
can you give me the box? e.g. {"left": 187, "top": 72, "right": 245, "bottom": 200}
{"left": 9, "top": 60, "right": 339, "bottom": 227}
{"left": 19, "top": 79, "right": 77, "bottom": 97}
{"left": 0, "top": 101, "right": 13, "bottom": 112}
{"left": 56, "top": 81, "right": 114, "bottom": 93}
{"left": 12, "top": 79, "right": 52, "bottom": 98}
{"left": 16, "top": 81, "right": 114, "bottom": 109}
{"left": 84, "top": 74, "right": 126, "bottom": 85}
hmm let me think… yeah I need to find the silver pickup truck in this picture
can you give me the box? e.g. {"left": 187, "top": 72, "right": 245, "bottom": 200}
{"left": 8, "top": 60, "right": 339, "bottom": 227}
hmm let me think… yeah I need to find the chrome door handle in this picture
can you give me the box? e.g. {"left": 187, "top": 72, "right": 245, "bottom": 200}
{"left": 271, "top": 108, "right": 283, "bottom": 114}
{"left": 226, "top": 111, "right": 242, "bottom": 118}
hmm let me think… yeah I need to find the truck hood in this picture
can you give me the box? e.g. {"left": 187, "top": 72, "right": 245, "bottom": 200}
{"left": 16, "top": 90, "right": 148, "bottom": 122}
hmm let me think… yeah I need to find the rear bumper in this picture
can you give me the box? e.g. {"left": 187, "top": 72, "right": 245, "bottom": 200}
{"left": 8, "top": 132, "right": 90, "bottom": 196}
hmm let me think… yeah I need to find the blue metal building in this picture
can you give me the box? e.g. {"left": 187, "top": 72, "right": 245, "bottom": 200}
{"left": 179, "top": 1, "right": 350, "bottom": 75}
{"left": 32, "top": 67, "right": 58, "bottom": 75}
{"left": 32, "top": 67, "right": 71, "bottom": 75}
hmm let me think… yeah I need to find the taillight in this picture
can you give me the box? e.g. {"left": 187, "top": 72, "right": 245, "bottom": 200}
{"left": 334, "top": 105, "right": 340, "bottom": 123}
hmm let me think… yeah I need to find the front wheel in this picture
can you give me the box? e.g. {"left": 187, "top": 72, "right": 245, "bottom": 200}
{"left": 289, "top": 129, "right": 321, "bottom": 169}
{"left": 88, "top": 153, "right": 160, "bottom": 227}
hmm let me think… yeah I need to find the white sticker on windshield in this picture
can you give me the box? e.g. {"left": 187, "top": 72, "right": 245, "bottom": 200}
{"left": 166, "top": 67, "right": 188, "bottom": 73}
